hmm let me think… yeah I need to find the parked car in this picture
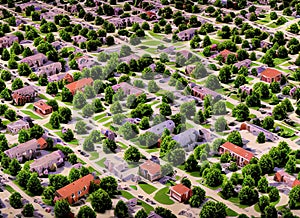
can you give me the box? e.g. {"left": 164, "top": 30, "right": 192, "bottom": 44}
{"left": 45, "top": 208, "right": 51, "bottom": 213}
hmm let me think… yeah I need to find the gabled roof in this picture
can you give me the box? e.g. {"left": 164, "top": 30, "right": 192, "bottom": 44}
{"left": 65, "top": 78, "right": 93, "bottom": 93}
{"left": 12, "top": 86, "right": 37, "bottom": 96}
{"left": 170, "top": 183, "right": 191, "bottom": 195}
{"left": 221, "top": 141, "right": 254, "bottom": 161}
{"left": 261, "top": 68, "right": 282, "bottom": 78}
{"left": 139, "top": 160, "right": 161, "bottom": 175}
{"left": 4, "top": 139, "right": 39, "bottom": 157}
{"left": 34, "top": 100, "right": 52, "bottom": 111}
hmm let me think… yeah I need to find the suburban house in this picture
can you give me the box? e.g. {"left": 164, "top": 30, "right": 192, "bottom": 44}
{"left": 219, "top": 142, "right": 254, "bottom": 166}
{"left": 170, "top": 184, "right": 192, "bottom": 203}
{"left": 219, "top": 49, "right": 235, "bottom": 62}
{"left": 274, "top": 170, "right": 300, "bottom": 188}
{"left": 7, "top": 119, "right": 30, "bottom": 134}
{"left": 177, "top": 28, "right": 197, "bottom": 41}
{"left": 0, "top": 35, "right": 19, "bottom": 49}
{"left": 104, "top": 156, "right": 129, "bottom": 180}
{"left": 47, "top": 73, "right": 74, "bottom": 83}
{"left": 139, "top": 160, "right": 161, "bottom": 182}
{"left": 65, "top": 78, "right": 93, "bottom": 95}
{"left": 189, "top": 83, "right": 220, "bottom": 100}
{"left": 119, "top": 54, "right": 140, "bottom": 64}
{"left": 112, "top": 82, "right": 143, "bottom": 96}
{"left": 4, "top": 138, "right": 47, "bottom": 162}
{"left": 240, "top": 85, "right": 253, "bottom": 95}
{"left": 76, "top": 56, "right": 97, "bottom": 71}
{"left": 240, "top": 123, "right": 279, "bottom": 141}
{"left": 21, "top": 53, "right": 48, "bottom": 68}
{"left": 172, "top": 129, "right": 201, "bottom": 151}
{"left": 34, "top": 100, "right": 53, "bottom": 115}
{"left": 147, "top": 120, "right": 176, "bottom": 137}
{"left": 101, "top": 129, "right": 116, "bottom": 141}
{"left": 72, "top": 35, "right": 87, "bottom": 44}
{"left": 36, "top": 62, "right": 62, "bottom": 77}
{"left": 12, "top": 86, "right": 38, "bottom": 106}
{"left": 30, "top": 150, "right": 65, "bottom": 176}
{"left": 54, "top": 174, "right": 100, "bottom": 204}
{"left": 260, "top": 68, "right": 282, "bottom": 83}
{"left": 234, "top": 59, "right": 252, "bottom": 69}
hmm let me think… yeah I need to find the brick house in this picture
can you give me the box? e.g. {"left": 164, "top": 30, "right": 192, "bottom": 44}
{"left": 65, "top": 78, "right": 93, "bottom": 95}
{"left": 21, "top": 53, "right": 48, "bottom": 68}
{"left": 54, "top": 174, "right": 100, "bottom": 204}
{"left": 12, "top": 86, "right": 38, "bottom": 106}
{"left": 36, "top": 62, "right": 62, "bottom": 77}
{"left": 139, "top": 160, "right": 161, "bottom": 181}
{"left": 170, "top": 184, "right": 192, "bottom": 203}
{"left": 260, "top": 68, "right": 282, "bottom": 83}
{"left": 189, "top": 83, "right": 220, "bottom": 100}
{"left": 274, "top": 170, "right": 300, "bottom": 188}
{"left": 34, "top": 100, "right": 53, "bottom": 115}
{"left": 219, "top": 49, "right": 235, "bottom": 62}
{"left": 7, "top": 119, "right": 30, "bottom": 134}
{"left": 0, "top": 35, "right": 19, "bottom": 49}
{"left": 219, "top": 142, "right": 254, "bottom": 167}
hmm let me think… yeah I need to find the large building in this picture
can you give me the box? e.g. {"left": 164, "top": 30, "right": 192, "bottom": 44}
{"left": 139, "top": 160, "right": 161, "bottom": 182}
{"left": 219, "top": 142, "right": 254, "bottom": 166}
{"left": 274, "top": 170, "right": 300, "bottom": 188}
{"left": 12, "top": 86, "right": 38, "bottom": 106}
{"left": 170, "top": 184, "right": 192, "bottom": 203}
{"left": 65, "top": 78, "right": 93, "bottom": 95}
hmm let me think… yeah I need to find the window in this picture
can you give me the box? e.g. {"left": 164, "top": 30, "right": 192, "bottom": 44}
{"left": 78, "top": 190, "right": 81, "bottom": 196}
{"left": 83, "top": 186, "right": 87, "bottom": 191}
{"left": 71, "top": 193, "right": 75, "bottom": 198}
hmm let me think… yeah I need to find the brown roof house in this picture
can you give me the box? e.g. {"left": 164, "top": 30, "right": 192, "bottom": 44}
{"left": 0, "top": 35, "right": 19, "bottom": 49}
{"left": 30, "top": 150, "right": 65, "bottom": 176}
{"left": 12, "top": 86, "right": 38, "bottom": 106}
{"left": 65, "top": 78, "right": 93, "bottom": 95}
{"left": 34, "top": 100, "right": 53, "bottom": 115}
{"left": 274, "top": 170, "right": 300, "bottom": 188}
{"left": 170, "top": 184, "right": 192, "bottom": 203}
{"left": 189, "top": 83, "right": 220, "bottom": 100}
{"left": 54, "top": 174, "right": 100, "bottom": 204}
{"left": 21, "top": 53, "right": 48, "bottom": 68}
{"left": 36, "top": 62, "right": 62, "bottom": 77}
{"left": 219, "top": 49, "right": 235, "bottom": 62}
{"left": 112, "top": 82, "right": 143, "bottom": 96}
{"left": 47, "top": 73, "right": 74, "bottom": 83}
{"left": 240, "top": 123, "right": 279, "bottom": 142}
{"left": 260, "top": 68, "right": 282, "bottom": 83}
{"left": 139, "top": 160, "right": 161, "bottom": 181}
{"left": 7, "top": 119, "right": 30, "bottom": 134}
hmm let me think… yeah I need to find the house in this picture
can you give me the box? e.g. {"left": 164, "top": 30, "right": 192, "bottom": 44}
{"left": 101, "top": 129, "right": 116, "bottom": 141}
{"left": 172, "top": 129, "right": 201, "bottom": 151}
{"left": 260, "top": 68, "right": 282, "bottom": 83}
{"left": 21, "top": 53, "right": 48, "bottom": 68}
{"left": 4, "top": 138, "right": 46, "bottom": 162}
{"left": 0, "top": 35, "right": 19, "bottom": 49}
{"left": 47, "top": 73, "right": 74, "bottom": 83}
{"left": 36, "top": 62, "right": 62, "bottom": 77}
{"left": 30, "top": 150, "right": 65, "bottom": 176}
{"left": 72, "top": 35, "right": 87, "bottom": 44}
{"left": 170, "top": 184, "right": 192, "bottom": 203}
{"left": 34, "top": 100, "right": 53, "bottom": 115}
{"left": 12, "top": 86, "right": 38, "bottom": 106}
{"left": 234, "top": 59, "right": 252, "bottom": 69}
{"left": 104, "top": 156, "right": 129, "bottom": 179}
{"left": 189, "top": 83, "right": 220, "bottom": 100}
{"left": 54, "top": 174, "right": 100, "bottom": 204}
{"left": 146, "top": 11, "right": 157, "bottom": 20}
{"left": 7, "top": 119, "right": 30, "bottom": 134}
{"left": 65, "top": 78, "right": 93, "bottom": 95}
{"left": 219, "top": 49, "right": 235, "bottom": 62}
{"left": 274, "top": 170, "right": 300, "bottom": 188}
{"left": 219, "top": 142, "right": 254, "bottom": 166}
{"left": 147, "top": 120, "right": 175, "bottom": 137}
{"left": 240, "top": 85, "right": 252, "bottom": 95}
{"left": 119, "top": 54, "right": 140, "bottom": 64}
{"left": 147, "top": 212, "right": 163, "bottom": 218}
{"left": 112, "top": 82, "right": 143, "bottom": 96}
{"left": 37, "top": 137, "right": 48, "bottom": 150}
{"left": 76, "top": 56, "right": 97, "bottom": 71}
{"left": 139, "top": 160, "right": 161, "bottom": 181}
{"left": 240, "top": 123, "right": 279, "bottom": 141}
{"left": 177, "top": 28, "right": 197, "bottom": 41}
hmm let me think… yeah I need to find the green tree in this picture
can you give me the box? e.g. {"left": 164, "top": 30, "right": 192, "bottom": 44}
{"left": 238, "top": 186, "right": 259, "bottom": 205}
{"left": 257, "top": 176, "right": 269, "bottom": 193}
{"left": 11, "top": 78, "right": 23, "bottom": 90}
{"left": 135, "top": 209, "right": 147, "bottom": 218}
{"left": 90, "top": 188, "right": 112, "bottom": 212}
{"left": 9, "top": 192, "right": 22, "bottom": 209}
{"left": 50, "top": 111, "right": 60, "bottom": 129}
{"left": 18, "top": 129, "right": 30, "bottom": 143}
{"left": 221, "top": 180, "right": 235, "bottom": 199}
{"left": 22, "top": 203, "right": 34, "bottom": 217}
{"left": 227, "top": 131, "right": 243, "bottom": 147}
{"left": 16, "top": 170, "right": 31, "bottom": 188}
{"left": 54, "top": 199, "right": 71, "bottom": 218}
{"left": 257, "top": 132, "right": 266, "bottom": 143}
{"left": 73, "top": 91, "right": 87, "bottom": 109}
{"left": 124, "top": 146, "right": 141, "bottom": 162}
{"left": 232, "top": 103, "right": 249, "bottom": 121}
{"left": 26, "top": 172, "right": 43, "bottom": 195}
{"left": 8, "top": 158, "right": 21, "bottom": 176}
{"left": 114, "top": 200, "right": 129, "bottom": 218}
{"left": 77, "top": 205, "right": 96, "bottom": 218}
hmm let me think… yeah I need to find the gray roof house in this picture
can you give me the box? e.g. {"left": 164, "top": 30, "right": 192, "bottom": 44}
{"left": 104, "top": 156, "right": 129, "bottom": 180}
{"left": 240, "top": 122, "right": 279, "bottom": 141}
{"left": 172, "top": 129, "right": 201, "bottom": 151}
{"left": 4, "top": 139, "right": 40, "bottom": 162}
{"left": 177, "top": 28, "right": 197, "bottom": 41}
{"left": 7, "top": 119, "right": 30, "bottom": 134}
{"left": 148, "top": 120, "right": 175, "bottom": 137}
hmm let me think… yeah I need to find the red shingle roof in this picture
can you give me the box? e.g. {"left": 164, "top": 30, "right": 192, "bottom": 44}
{"left": 293, "top": 179, "right": 300, "bottom": 187}
{"left": 170, "top": 184, "right": 191, "bottom": 195}
{"left": 34, "top": 100, "right": 52, "bottom": 111}
{"left": 139, "top": 160, "right": 161, "bottom": 175}
{"left": 221, "top": 142, "right": 254, "bottom": 161}
{"left": 261, "top": 68, "right": 282, "bottom": 79}
{"left": 220, "top": 49, "right": 233, "bottom": 58}
{"left": 65, "top": 78, "right": 93, "bottom": 94}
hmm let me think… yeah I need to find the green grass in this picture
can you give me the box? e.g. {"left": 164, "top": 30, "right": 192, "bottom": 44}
{"left": 153, "top": 187, "right": 174, "bottom": 205}
{"left": 88, "top": 166, "right": 100, "bottom": 175}
{"left": 120, "top": 190, "right": 154, "bottom": 214}
{"left": 273, "top": 58, "right": 291, "bottom": 66}
{"left": 38, "top": 94, "right": 49, "bottom": 100}
{"left": 138, "top": 182, "right": 158, "bottom": 194}
{"left": 226, "top": 208, "right": 238, "bottom": 217}
{"left": 54, "top": 131, "right": 79, "bottom": 145}
{"left": 98, "top": 117, "right": 111, "bottom": 123}
{"left": 148, "top": 31, "right": 164, "bottom": 40}
{"left": 95, "top": 158, "right": 106, "bottom": 168}
{"left": 146, "top": 148, "right": 159, "bottom": 153}
{"left": 142, "top": 40, "right": 162, "bottom": 46}
{"left": 93, "top": 113, "right": 106, "bottom": 121}
{"left": 5, "top": 185, "right": 15, "bottom": 193}
{"left": 201, "top": 124, "right": 211, "bottom": 129}
{"left": 13, "top": 181, "right": 35, "bottom": 197}
{"left": 118, "top": 142, "right": 128, "bottom": 149}
{"left": 186, "top": 122, "right": 194, "bottom": 129}
{"left": 104, "top": 121, "right": 113, "bottom": 128}
{"left": 21, "top": 110, "right": 42, "bottom": 120}
{"left": 26, "top": 104, "right": 34, "bottom": 110}
{"left": 226, "top": 102, "right": 235, "bottom": 110}
{"left": 227, "top": 196, "right": 250, "bottom": 209}
{"left": 121, "top": 190, "right": 135, "bottom": 199}
{"left": 77, "top": 158, "right": 86, "bottom": 165}
{"left": 89, "top": 151, "right": 99, "bottom": 160}
{"left": 44, "top": 122, "right": 61, "bottom": 130}
{"left": 2, "top": 120, "right": 10, "bottom": 126}
{"left": 130, "top": 185, "right": 137, "bottom": 190}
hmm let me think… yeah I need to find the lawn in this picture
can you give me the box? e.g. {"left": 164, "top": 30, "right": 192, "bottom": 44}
{"left": 130, "top": 185, "right": 137, "bottom": 190}
{"left": 148, "top": 31, "right": 164, "bottom": 40}
{"left": 38, "top": 94, "right": 49, "bottom": 100}
{"left": 142, "top": 40, "right": 162, "bottom": 46}
{"left": 55, "top": 131, "right": 79, "bottom": 145}
{"left": 95, "top": 158, "right": 106, "bottom": 168}
{"left": 26, "top": 104, "right": 34, "bottom": 110}
{"left": 98, "top": 117, "right": 111, "bottom": 123}
{"left": 93, "top": 113, "right": 106, "bottom": 121}
{"left": 146, "top": 148, "right": 159, "bottom": 153}
{"left": 273, "top": 57, "right": 291, "bottom": 66}
{"left": 13, "top": 181, "right": 35, "bottom": 197}
{"left": 186, "top": 122, "right": 194, "bottom": 129}
{"left": 89, "top": 151, "right": 99, "bottom": 160}
{"left": 5, "top": 185, "right": 14, "bottom": 193}
{"left": 226, "top": 102, "right": 235, "bottom": 110}
{"left": 104, "top": 121, "right": 113, "bottom": 128}
{"left": 153, "top": 187, "right": 174, "bottom": 205}
{"left": 44, "top": 122, "right": 61, "bottom": 130}
{"left": 118, "top": 142, "right": 128, "bottom": 149}
{"left": 227, "top": 196, "right": 249, "bottom": 209}
{"left": 121, "top": 190, "right": 134, "bottom": 199}
{"left": 121, "top": 190, "right": 154, "bottom": 214}
{"left": 226, "top": 208, "right": 238, "bottom": 217}
{"left": 88, "top": 166, "right": 100, "bottom": 175}
{"left": 138, "top": 182, "right": 158, "bottom": 194}
{"left": 21, "top": 110, "right": 42, "bottom": 120}
{"left": 77, "top": 158, "right": 86, "bottom": 165}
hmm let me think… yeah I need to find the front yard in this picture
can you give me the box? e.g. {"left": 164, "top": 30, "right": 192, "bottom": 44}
{"left": 153, "top": 187, "right": 174, "bottom": 205}
{"left": 138, "top": 182, "right": 158, "bottom": 194}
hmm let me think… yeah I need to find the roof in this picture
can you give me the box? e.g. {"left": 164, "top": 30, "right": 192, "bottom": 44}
{"left": 12, "top": 86, "right": 36, "bottom": 96}
{"left": 4, "top": 139, "right": 39, "bottom": 157}
{"left": 112, "top": 82, "right": 143, "bottom": 96}
{"left": 261, "top": 68, "right": 282, "bottom": 78}
{"left": 56, "top": 174, "right": 96, "bottom": 198}
{"left": 37, "top": 137, "right": 47, "bottom": 147}
{"left": 293, "top": 180, "right": 300, "bottom": 187}
{"left": 172, "top": 129, "right": 200, "bottom": 147}
{"left": 7, "top": 119, "right": 28, "bottom": 128}
{"left": 34, "top": 100, "right": 52, "bottom": 111}
{"left": 139, "top": 160, "right": 161, "bottom": 175}
{"left": 189, "top": 83, "right": 220, "bottom": 98}
{"left": 170, "top": 184, "right": 191, "bottom": 195}
{"left": 65, "top": 78, "right": 93, "bottom": 93}
{"left": 221, "top": 141, "right": 254, "bottom": 161}
{"left": 220, "top": 49, "right": 233, "bottom": 58}
{"left": 148, "top": 120, "right": 175, "bottom": 136}
{"left": 21, "top": 53, "right": 47, "bottom": 62}
{"left": 30, "top": 150, "right": 64, "bottom": 169}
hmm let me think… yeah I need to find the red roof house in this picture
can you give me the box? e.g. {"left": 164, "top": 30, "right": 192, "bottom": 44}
{"left": 65, "top": 78, "right": 93, "bottom": 95}
{"left": 274, "top": 170, "right": 300, "bottom": 188}
{"left": 219, "top": 49, "right": 235, "bottom": 62}
{"left": 37, "top": 137, "right": 48, "bottom": 150}
{"left": 219, "top": 142, "right": 254, "bottom": 166}
{"left": 139, "top": 160, "right": 161, "bottom": 181}
{"left": 170, "top": 184, "right": 192, "bottom": 203}
{"left": 54, "top": 174, "right": 100, "bottom": 204}
{"left": 260, "top": 68, "right": 282, "bottom": 83}
{"left": 34, "top": 100, "right": 52, "bottom": 115}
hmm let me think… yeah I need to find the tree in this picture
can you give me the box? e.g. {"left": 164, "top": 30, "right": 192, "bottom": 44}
{"left": 205, "top": 75, "right": 221, "bottom": 90}
{"left": 218, "top": 65, "right": 231, "bottom": 83}
{"left": 9, "top": 158, "right": 21, "bottom": 176}
{"left": 0, "top": 134, "right": 8, "bottom": 151}
{"left": 212, "top": 101, "right": 227, "bottom": 115}
{"left": 5, "top": 109, "right": 16, "bottom": 121}
{"left": 29, "top": 124, "right": 44, "bottom": 139}
{"left": 18, "top": 129, "right": 30, "bottom": 143}
{"left": 73, "top": 92, "right": 87, "bottom": 109}
{"left": 124, "top": 146, "right": 141, "bottom": 162}
{"left": 221, "top": 180, "right": 235, "bottom": 199}
{"left": 54, "top": 200, "right": 71, "bottom": 218}
{"left": 269, "top": 187, "right": 280, "bottom": 202}
{"left": 18, "top": 63, "right": 32, "bottom": 77}
{"left": 285, "top": 156, "right": 297, "bottom": 174}
{"left": 199, "top": 201, "right": 227, "bottom": 218}
{"left": 17, "top": 170, "right": 31, "bottom": 188}
{"left": 180, "top": 101, "right": 196, "bottom": 119}
{"left": 166, "top": 148, "right": 186, "bottom": 166}
{"left": 90, "top": 188, "right": 112, "bottom": 212}
{"left": 232, "top": 103, "right": 249, "bottom": 121}
{"left": 242, "top": 175, "right": 255, "bottom": 187}
{"left": 68, "top": 168, "right": 81, "bottom": 183}
{"left": 155, "top": 207, "right": 177, "bottom": 218}
{"left": 11, "top": 78, "right": 23, "bottom": 91}
{"left": 83, "top": 137, "right": 94, "bottom": 151}
{"left": 102, "top": 138, "right": 117, "bottom": 153}
{"left": 77, "top": 205, "right": 96, "bottom": 218}
{"left": 257, "top": 132, "right": 266, "bottom": 143}
{"left": 148, "top": 80, "right": 160, "bottom": 93}
{"left": 259, "top": 195, "right": 270, "bottom": 213}
{"left": 214, "top": 116, "right": 228, "bottom": 132}
{"left": 47, "top": 99, "right": 59, "bottom": 112}
{"left": 99, "top": 176, "right": 117, "bottom": 197}
{"left": 1, "top": 48, "right": 10, "bottom": 61}
{"left": 184, "top": 154, "right": 198, "bottom": 172}
{"left": 135, "top": 209, "right": 147, "bottom": 218}
{"left": 114, "top": 200, "right": 129, "bottom": 218}
{"left": 262, "top": 116, "right": 274, "bottom": 130}
{"left": 68, "top": 153, "right": 77, "bottom": 165}
{"left": 61, "top": 88, "right": 73, "bottom": 102}
{"left": 227, "top": 131, "right": 243, "bottom": 147}
{"left": 1, "top": 70, "right": 11, "bottom": 81}
{"left": 191, "top": 63, "right": 208, "bottom": 79}
{"left": 272, "top": 103, "right": 287, "bottom": 120}
{"left": 264, "top": 205, "right": 278, "bottom": 218}
{"left": 9, "top": 192, "right": 22, "bottom": 209}
{"left": 257, "top": 176, "right": 269, "bottom": 193}
{"left": 26, "top": 173, "right": 43, "bottom": 195}
{"left": 161, "top": 163, "right": 174, "bottom": 176}
{"left": 205, "top": 168, "right": 223, "bottom": 187}
{"left": 22, "top": 203, "right": 34, "bottom": 217}
{"left": 50, "top": 112, "right": 60, "bottom": 129}
{"left": 282, "top": 98, "right": 294, "bottom": 112}
{"left": 238, "top": 186, "right": 259, "bottom": 205}
{"left": 49, "top": 174, "right": 69, "bottom": 190}
{"left": 75, "top": 120, "right": 87, "bottom": 135}
{"left": 189, "top": 186, "right": 206, "bottom": 207}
